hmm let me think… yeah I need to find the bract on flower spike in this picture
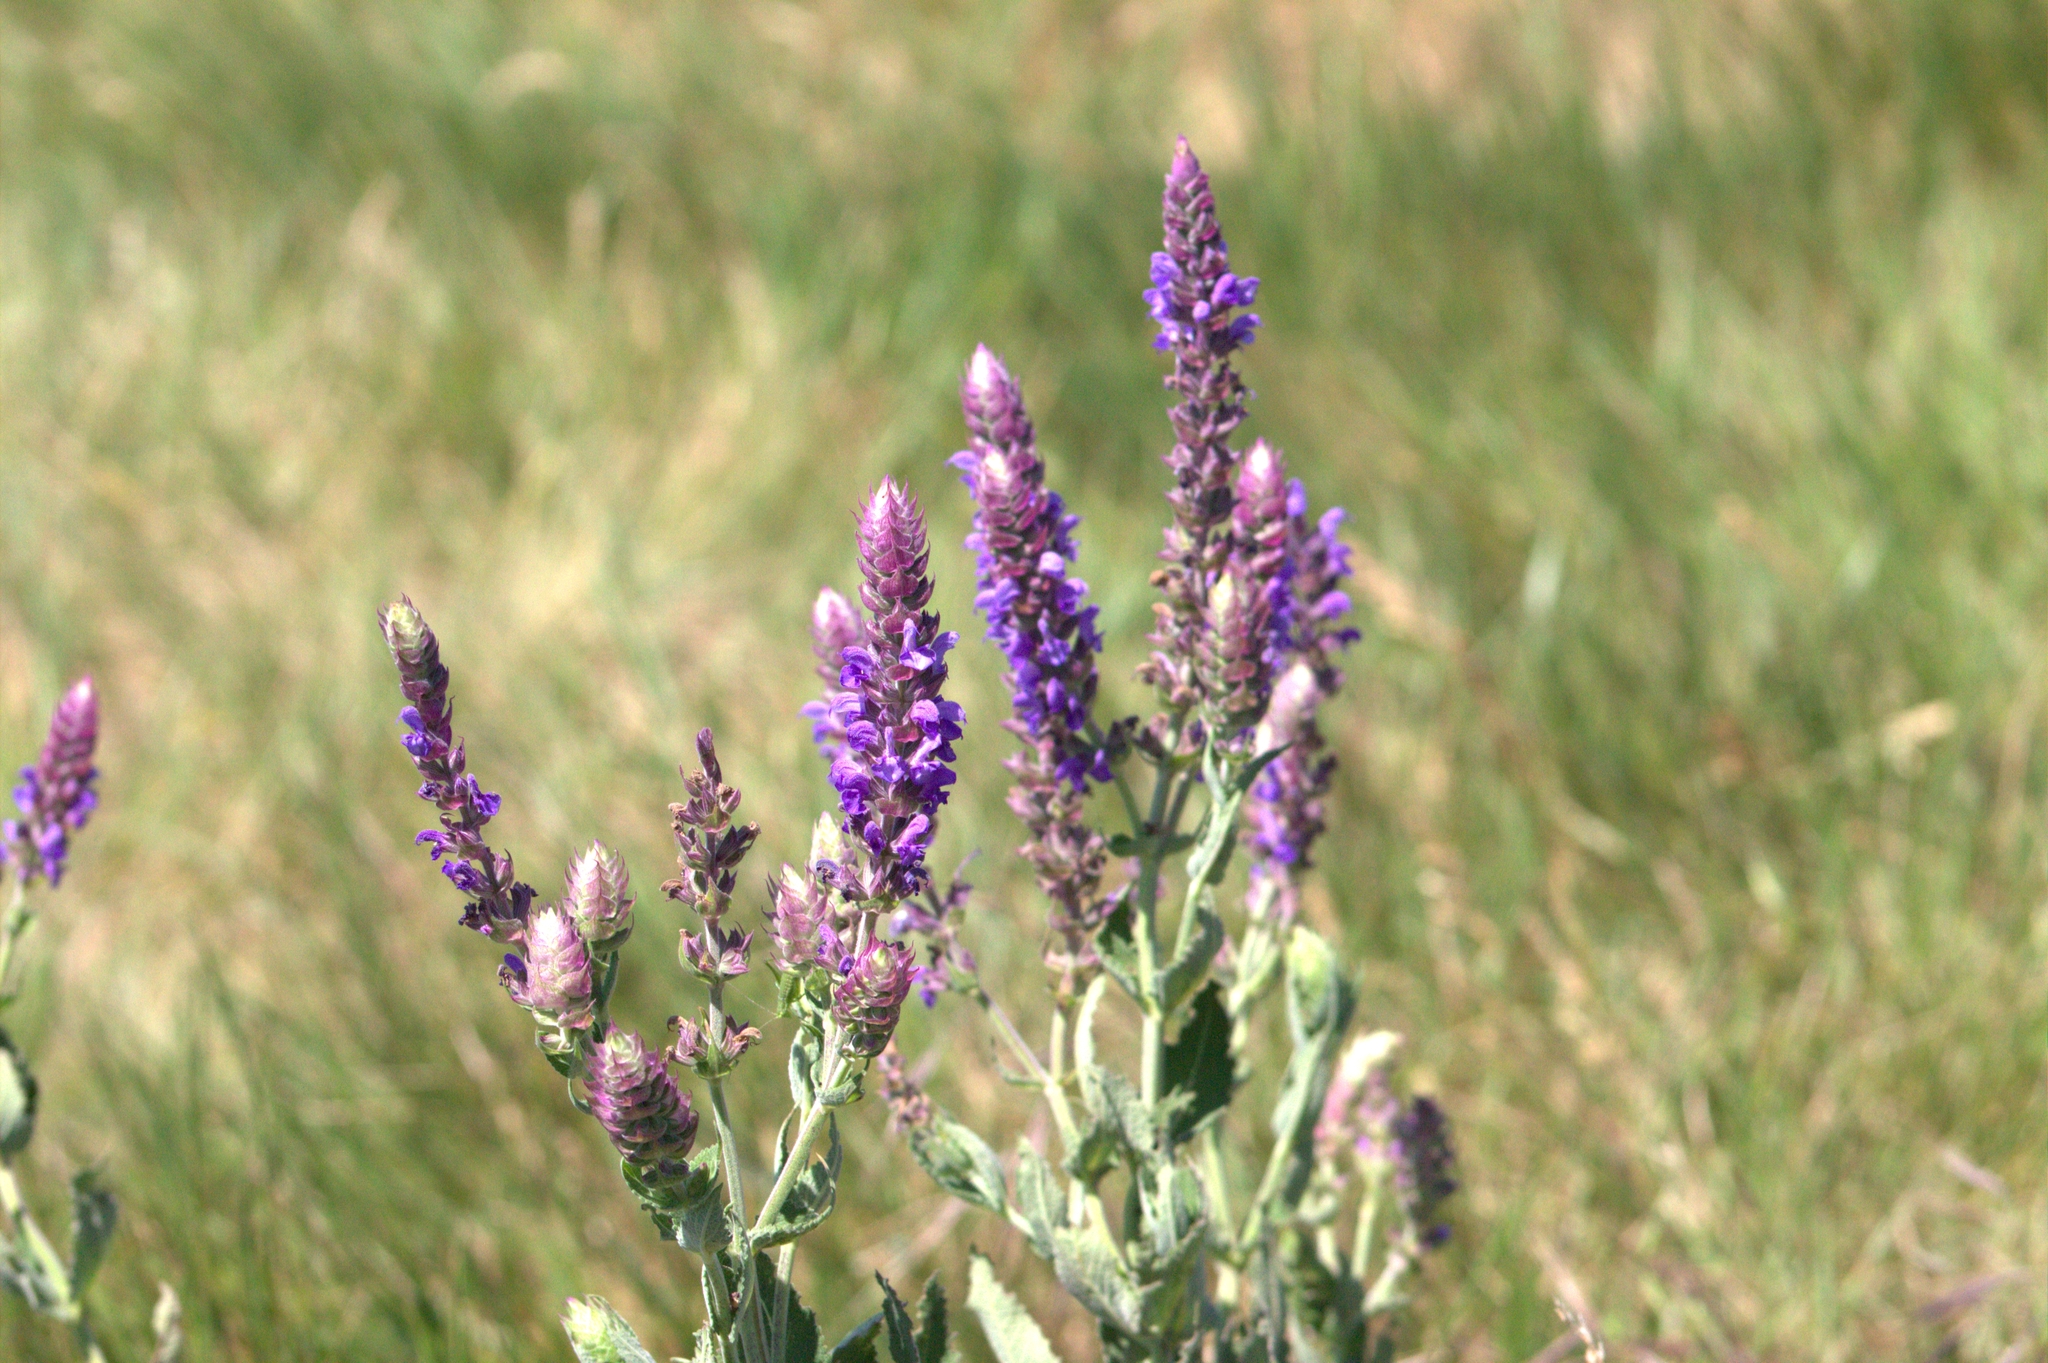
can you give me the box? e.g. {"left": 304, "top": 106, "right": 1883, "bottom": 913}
{"left": 501, "top": 906, "right": 596, "bottom": 1032}
{"left": 826, "top": 479, "right": 963, "bottom": 904}
{"left": 563, "top": 840, "right": 634, "bottom": 951}
{"left": 1140, "top": 137, "right": 1262, "bottom": 726}
{"left": 832, "top": 937, "right": 920, "bottom": 1058}
{"left": 378, "top": 598, "right": 535, "bottom": 935}
{"left": 2, "top": 677, "right": 99, "bottom": 888}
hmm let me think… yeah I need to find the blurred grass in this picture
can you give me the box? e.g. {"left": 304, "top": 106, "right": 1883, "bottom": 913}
{"left": 1, "top": 0, "right": 2044, "bottom": 1358}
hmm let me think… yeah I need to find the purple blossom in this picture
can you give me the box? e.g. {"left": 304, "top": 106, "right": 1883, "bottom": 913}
{"left": 586, "top": 1026, "right": 700, "bottom": 1195}
{"left": 802, "top": 587, "right": 864, "bottom": 760}
{"left": 1139, "top": 137, "right": 1263, "bottom": 724}
{"left": 379, "top": 599, "right": 535, "bottom": 936}
{"left": 3, "top": 677, "right": 99, "bottom": 889}
{"left": 663, "top": 728, "right": 760, "bottom": 927}
{"left": 888, "top": 867, "right": 975, "bottom": 1006}
{"left": 562, "top": 840, "right": 634, "bottom": 951}
{"left": 874, "top": 1041, "right": 933, "bottom": 1134}
{"left": 825, "top": 480, "right": 964, "bottom": 904}
{"left": 831, "top": 937, "right": 921, "bottom": 1058}
{"left": 500, "top": 906, "right": 596, "bottom": 1031}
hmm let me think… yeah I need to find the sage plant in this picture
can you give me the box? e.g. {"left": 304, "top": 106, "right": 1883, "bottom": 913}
{"left": 0, "top": 680, "right": 183, "bottom": 1363}
{"left": 380, "top": 138, "right": 1453, "bottom": 1363}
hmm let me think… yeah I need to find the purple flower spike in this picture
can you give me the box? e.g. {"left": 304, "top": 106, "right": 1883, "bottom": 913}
{"left": 586, "top": 1026, "right": 700, "bottom": 1194}
{"left": 803, "top": 587, "right": 864, "bottom": 760}
{"left": 826, "top": 480, "right": 963, "bottom": 904}
{"left": 1140, "top": 138, "right": 1262, "bottom": 722}
{"left": 1241, "top": 481, "right": 1359, "bottom": 926}
{"left": 3, "top": 677, "right": 99, "bottom": 888}
{"left": 767, "top": 863, "right": 833, "bottom": 971}
{"left": 1392, "top": 1097, "right": 1458, "bottom": 1249}
{"left": 379, "top": 599, "right": 535, "bottom": 936}
{"left": 501, "top": 906, "right": 596, "bottom": 1031}
{"left": 951, "top": 345, "right": 1111, "bottom": 780}
{"left": 832, "top": 937, "right": 920, "bottom": 1058}
{"left": 663, "top": 728, "right": 760, "bottom": 927}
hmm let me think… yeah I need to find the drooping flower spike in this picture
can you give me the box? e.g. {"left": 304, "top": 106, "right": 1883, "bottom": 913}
{"left": 379, "top": 599, "right": 535, "bottom": 935}
{"left": 825, "top": 480, "right": 963, "bottom": 904}
{"left": 3, "top": 677, "right": 99, "bottom": 888}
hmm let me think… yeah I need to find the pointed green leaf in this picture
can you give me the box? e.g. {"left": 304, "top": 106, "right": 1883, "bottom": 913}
{"left": 562, "top": 1296, "right": 660, "bottom": 1363}
{"left": 1160, "top": 983, "right": 1233, "bottom": 1145}
{"left": 966, "top": 1253, "right": 1062, "bottom": 1363}
{"left": 0, "top": 1028, "right": 37, "bottom": 1158}
{"left": 1049, "top": 1223, "right": 1144, "bottom": 1334}
{"left": 1093, "top": 902, "right": 1143, "bottom": 1003}
{"left": 1156, "top": 901, "right": 1223, "bottom": 1019}
{"left": 1077, "top": 1066, "right": 1154, "bottom": 1162}
{"left": 67, "top": 1169, "right": 117, "bottom": 1298}
{"left": 876, "top": 1273, "right": 919, "bottom": 1363}
{"left": 1012, "top": 1142, "right": 1065, "bottom": 1258}
{"left": 908, "top": 1112, "right": 1006, "bottom": 1215}
{"left": 914, "top": 1274, "right": 948, "bottom": 1363}
{"left": 826, "top": 1311, "right": 884, "bottom": 1363}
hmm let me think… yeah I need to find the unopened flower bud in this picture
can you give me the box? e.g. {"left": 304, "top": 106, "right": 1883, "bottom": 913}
{"left": 767, "top": 864, "right": 832, "bottom": 970}
{"left": 501, "top": 907, "right": 596, "bottom": 1031}
{"left": 563, "top": 841, "right": 634, "bottom": 951}
{"left": 832, "top": 938, "right": 920, "bottom": 1058}
{"left": 587, "top": 1026, "right": 699, "bottom": 1191}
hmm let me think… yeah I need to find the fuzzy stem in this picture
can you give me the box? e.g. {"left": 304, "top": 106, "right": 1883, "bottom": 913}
{"left": 0, "top": 877, "right": 36, "bottom": 1011}
{"left": 1350, "top": 1161, "right": 1386, "bottom": 1285}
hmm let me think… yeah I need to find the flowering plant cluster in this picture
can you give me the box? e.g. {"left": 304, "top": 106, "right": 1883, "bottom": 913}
{"left": 0, "top": 681, "right": 183, "bottom": 1363}
{"left": 381, "top": 139, "right": 1453, "bottom": 1363}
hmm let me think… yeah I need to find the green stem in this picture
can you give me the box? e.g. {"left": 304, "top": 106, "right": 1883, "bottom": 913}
{"left": 977, "top": 990, "right": 1079, "bottom": 1154}
{"left": 1349, "top": 1162, "right": 1385, "bottom": 1285}
{"left": 0, "top": 877, "right": 35, "bottom": 1011}
{"left": 750, "top": 1058, "right": 840, "bottom": 1238}
{"left": 706, "top": 1079, "right": 769, "bottom": 1363}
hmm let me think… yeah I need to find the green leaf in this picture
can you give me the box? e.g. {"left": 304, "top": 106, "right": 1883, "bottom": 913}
{"left": 876, "top": 1273, "right": 919, "bottom": 1363}
{"left": 914, "top": 1274, "right": 949, "bottom": 1363}
{"left": 1049, "top": 1223, "right": 1144, "bottom": 1334}
{"left": 1267, "top": 928, "right": 1356, "bottom": 1209}
{"left": 908, "top": 1112, "right": 1006, "bottom": 1215}
{"left": 1012, "top": 1142, "right": 1066, "bottom": 1258}
{"left": 1077, "top": 1066, "right": 1154, "bottom": 1163}
{"left": 1093, "top": 902, "right": 1143, "bottom": 1003}
{"left": 826, "top": 1311, "right": 884, "bottom": 1363}
{"left": 788, "top": 1030, "right": 818, "bottom": 1108}
{"left": 1160, "top": 983, "right": 1234, "bottom": 1145}
{"left": 1061, "top": 1118, "right": 1121, "bottom": 1185}
{"left": 778, "top": 1285, "right": 821, "bottom": 1363}
{"left": 561, "top": 1296, "right": 660, "bottom": 1363}
{"left": 1156, "top": 901, "right": 1223, "bottom": 1019}
{"left": 0, "top": 1027, "right": 38, "bottom": 1158}
{"left": 966, "top": 1253, "right": 1062, "bottom": 1363}
{"left": 67, "top": 1169, "right": 117, "bottom": 1298}
{"left": 1073, "top": 975, "right": 1108, "bottom": 1071}
{"left": 757, "top": 1117, "right": 841, "bottom": 1247}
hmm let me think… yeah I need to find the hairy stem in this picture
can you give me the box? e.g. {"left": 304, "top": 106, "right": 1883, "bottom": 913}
{"left": 0, "top": 877, "right": 35, "bottom": 1011}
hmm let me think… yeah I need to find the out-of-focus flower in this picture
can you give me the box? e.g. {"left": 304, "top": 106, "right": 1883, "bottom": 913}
{"left": 888, "top": 867, "right": 975, "bottom": 1006}
{"left": 874, "top": 1041, "right": 933, "bottom": 1134}
{"left": 802, "top": 587, "right": 864, "bottom": 761}
{"left": 1391, "top": 1097, "right": 1458, "bottom": 1249}
{"left": 2, "top": 678, "right": 99, "bottom": 888}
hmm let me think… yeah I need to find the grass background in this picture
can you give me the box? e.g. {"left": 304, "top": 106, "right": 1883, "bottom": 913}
{"left": 2, "top": 0, "right": 2045, "bottom": 1358}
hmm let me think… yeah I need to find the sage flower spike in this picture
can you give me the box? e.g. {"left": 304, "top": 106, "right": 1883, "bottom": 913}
{"left": 664, "top": 728, "right": 759, "bottom": 925}
{"left": 378, "top": 598, "right": 535, "bottom": 935}
{"left": 826, "top": 480, "right": 963, "bottom": 904}
{"left": 500, "top": 906, "right": 596, "bottom": 1032}
{"left": 586, "top": 1026, "right": 700, "bottom": 1193}
{"left": 1141, "top": 137, "right": 1262, "bottom": 719}
{"left": 3, "top": 677, "right": 99, "bottom": 887}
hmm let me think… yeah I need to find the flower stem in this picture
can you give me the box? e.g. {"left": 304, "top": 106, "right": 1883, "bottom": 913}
{"left": 0, "top": 877, "right": 36, "bottom": 1011}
